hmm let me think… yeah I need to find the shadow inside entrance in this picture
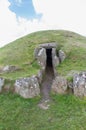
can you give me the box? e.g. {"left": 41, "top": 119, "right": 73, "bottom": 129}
{"left": 40, "top": 48, "right": 54, "bottom": 102}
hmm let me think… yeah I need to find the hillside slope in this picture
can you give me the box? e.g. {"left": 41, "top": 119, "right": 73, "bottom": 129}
{"left": 0, "top": 30, "right": 86, "bottom": 79}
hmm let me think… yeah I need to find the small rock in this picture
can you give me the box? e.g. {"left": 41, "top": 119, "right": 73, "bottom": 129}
{"left": 0, "top": 78, "right": 5, "bottom": 92}
{"left": 38, "top": 99, "right": 50, "bottom": 110}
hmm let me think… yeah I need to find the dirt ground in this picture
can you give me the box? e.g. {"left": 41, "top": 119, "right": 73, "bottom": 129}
{"left": 40, "top": 66, "right": 54, "bottom": 102}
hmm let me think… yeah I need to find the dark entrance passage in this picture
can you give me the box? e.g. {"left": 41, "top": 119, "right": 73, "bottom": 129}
{"left": 46, "top": 48, "right": 53, "bottom": 67}
{"left": 40, "top": 48, "right": 54, "bottom": 103}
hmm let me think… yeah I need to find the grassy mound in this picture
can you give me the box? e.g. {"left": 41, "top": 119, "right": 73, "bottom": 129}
{"left": 0, "top": 30, "right": 86, "bottom": 130}
{"left": 0, "top": 30, "right": 86, "bottom": 79}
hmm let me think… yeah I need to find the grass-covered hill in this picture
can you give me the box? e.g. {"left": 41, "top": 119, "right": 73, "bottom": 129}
{"left": 0, "top": 30, "right": 86, "bottom": 130}
{"left": 0, "top": 30, "right": 86, "bottom": 80}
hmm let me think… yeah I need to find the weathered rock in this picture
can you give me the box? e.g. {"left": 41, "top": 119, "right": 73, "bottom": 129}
{"left": 52, "top": 76, "right": 67, "bottom": 94}
{"left": 2, "top": 65, "right": 20, "bottom": 73}
{"left": 34, "top": 42, "right": 57, "bottom": 59}
{"left": 14, "top": 76, "right": 40, "bottom": 98}
{"left": 34, "top": 47, "right": 42, "bottom": 59}
{"left": 52, "top": 48, "right": 59, "bottom": 67}
{"left": 59, "top": 50, "right": 66, "bottom": 62}
{"left": 37, "top": 70, "right": 44, "bottom": 84}
{"left": 40, "top": 42, "right": 57, "bottom": 49}
{"left": 52, "top": 48, "right": 59, "bottom": 76}
{"left": 0, "top": 78, "right": 5, "bottom": 92}
{"left": 37, "top": 48, "right": 46, "bottom": 70}
{"left": 73, "top": 72, "right": 86, "bottom": 97}
{"left": 38, "top": 99, "right": 50, "bottom": 110}
{"left": 67, "top": 70, "right": 80, "bottom": 77}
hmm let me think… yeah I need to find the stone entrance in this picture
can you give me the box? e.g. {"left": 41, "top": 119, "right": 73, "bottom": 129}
{"left": 35, "top": 43, "right": 58, "bottom": 102}
{"left": 34, "top": 42, "right": 66, "bottom": 109}
{"left": 46, "top": 48, "right": 53, "bottom": 67}
{"left": 40, "top": 47, "right": 54, "bottom": 101}
{"left": 34, "top": 42, "right": 59, "bottom": 75}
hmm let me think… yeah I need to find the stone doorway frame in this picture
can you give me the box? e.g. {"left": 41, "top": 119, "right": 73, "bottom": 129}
{"left": 34, "top": 42, "right": 59, "bottom": 76}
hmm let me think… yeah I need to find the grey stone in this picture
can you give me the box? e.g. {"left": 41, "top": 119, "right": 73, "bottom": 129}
{"left": 37, "top": 70, "right": 44, "bottom": 84}
{"left": 38, "top": 99, "right": 50, "bottom": 110}
{"left": 40, "top": 42, "right": 57, "bottom": 49}
{"left": 66, "top": 70, "right": 80, "bottom": 77}
{"left": 52, "top": 76, "right": 67, "bottom": 94}
{"left": 52, "top": 48, "right": 59, "bottom": 67}
{"left": 34, "top": 47, "right": 42, "bottom": 59}
{"left": 52, "top": 48, "right": 59, "bottom": 76}
{"left": 2, "top": 65, "right": 19, "bottom": 73}
{"left": 73, "top": 72, "right": 86, "bottom": 97}
{"left": 59, "top": 50, "right": 66, "bottom": 62}
{"left": 37, "top": 48, "right": 46, "bottom": 70}
{"left": 14, "top": 76, "right": 40, "bottom": 98}
{"left": 34, "top": 42, "right": 57, "bottom": 59}
{"left": 34, "top": 42, "right": 58, "bottom": 72}
{"left": 0, "top": 78, "right": 5, "bottom": 92}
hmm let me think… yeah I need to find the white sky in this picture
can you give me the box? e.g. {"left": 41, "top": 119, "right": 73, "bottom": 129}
{"left": 0, "top": 0, "right": 86, "bottom": 47}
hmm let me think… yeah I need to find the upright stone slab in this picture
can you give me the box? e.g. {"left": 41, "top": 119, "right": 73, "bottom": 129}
{"left": 73, "top": 72, "right": 86, "bottom": 97}
{"left": 37, "top": 48, "right": 46, "bottom": 70}
{"left": 59, "top": 50, "right": 66, "bottom": 62}
{"left": 34, "top": 47, "right": 42, "bottom": 59}
{"left": 0, "top": 78, "right": 5, "bottom": 92}
{"left": 52, "top": 48, "right": 59, "bottom": 76}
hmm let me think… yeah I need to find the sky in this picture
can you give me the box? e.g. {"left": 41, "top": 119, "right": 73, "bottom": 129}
{"left": 0, "top": 0, "right": 86, "bottom": 47}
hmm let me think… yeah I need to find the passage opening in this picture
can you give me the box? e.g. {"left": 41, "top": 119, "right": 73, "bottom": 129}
{"left": 46, "top": 48, "right": 53, "bottom": 67}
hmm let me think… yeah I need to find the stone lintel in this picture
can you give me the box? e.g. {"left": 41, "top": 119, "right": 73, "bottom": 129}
{"left": 39, "top": 42, "right": 57, "bottom": 49}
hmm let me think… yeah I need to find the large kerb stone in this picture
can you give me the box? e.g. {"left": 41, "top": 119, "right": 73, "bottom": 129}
{"left": 14, "top": 76, "right": 40, "bottom": 98}
{"left": 52, "top": 76, "right": 67, "bottom": 94}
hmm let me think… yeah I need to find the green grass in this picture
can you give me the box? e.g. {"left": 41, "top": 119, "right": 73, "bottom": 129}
{"left": 0, "top": 61, "right": 40, "bottom": 80}
{"left": 57, "top": 47, "right": 86, "bottom": 76}
{"left": 0, "top": 30, "right": 86, "bottom": 79}
{"left": 0, "top": 93, "right": 86, "bottom": 130}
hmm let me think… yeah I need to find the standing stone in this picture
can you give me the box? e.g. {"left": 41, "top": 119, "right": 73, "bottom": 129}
{"left": 0, "top": 78, "right": 5, "bottom": 92}
{"left": 34, "top": 47, "right": 42, "bottom": 59}
{"left": 52, "top": 48, "right": 59, "bottom": 76}
{"left": 14, "top": 76, "right": 40, "bottom": 98}
{"left": 52, "top": 76, "right": 67, "bottom": 94}
{"left": 59, "top": 50, "right": 66, "bottom": 62}
{"left": 37, "top": 70, "right": 44, "bottom": 84}
{"left": 52, "top": 48, "right": 59, "bottom": 67}
{"left": 37, "top": 48, "right": 46, "bottom": 70}
{"left": 73, "top": 72, "right": 86, "bottom": 97}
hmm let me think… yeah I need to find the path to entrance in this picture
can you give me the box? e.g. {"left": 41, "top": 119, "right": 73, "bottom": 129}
{"left": 38, "top": 66, "right": 54, "bottom": 109}
{"left": 38, "top": 47, "right": 55, "bottom": 109}
{"left": 40, "top": 66, "right": 54, "bottom": 102}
